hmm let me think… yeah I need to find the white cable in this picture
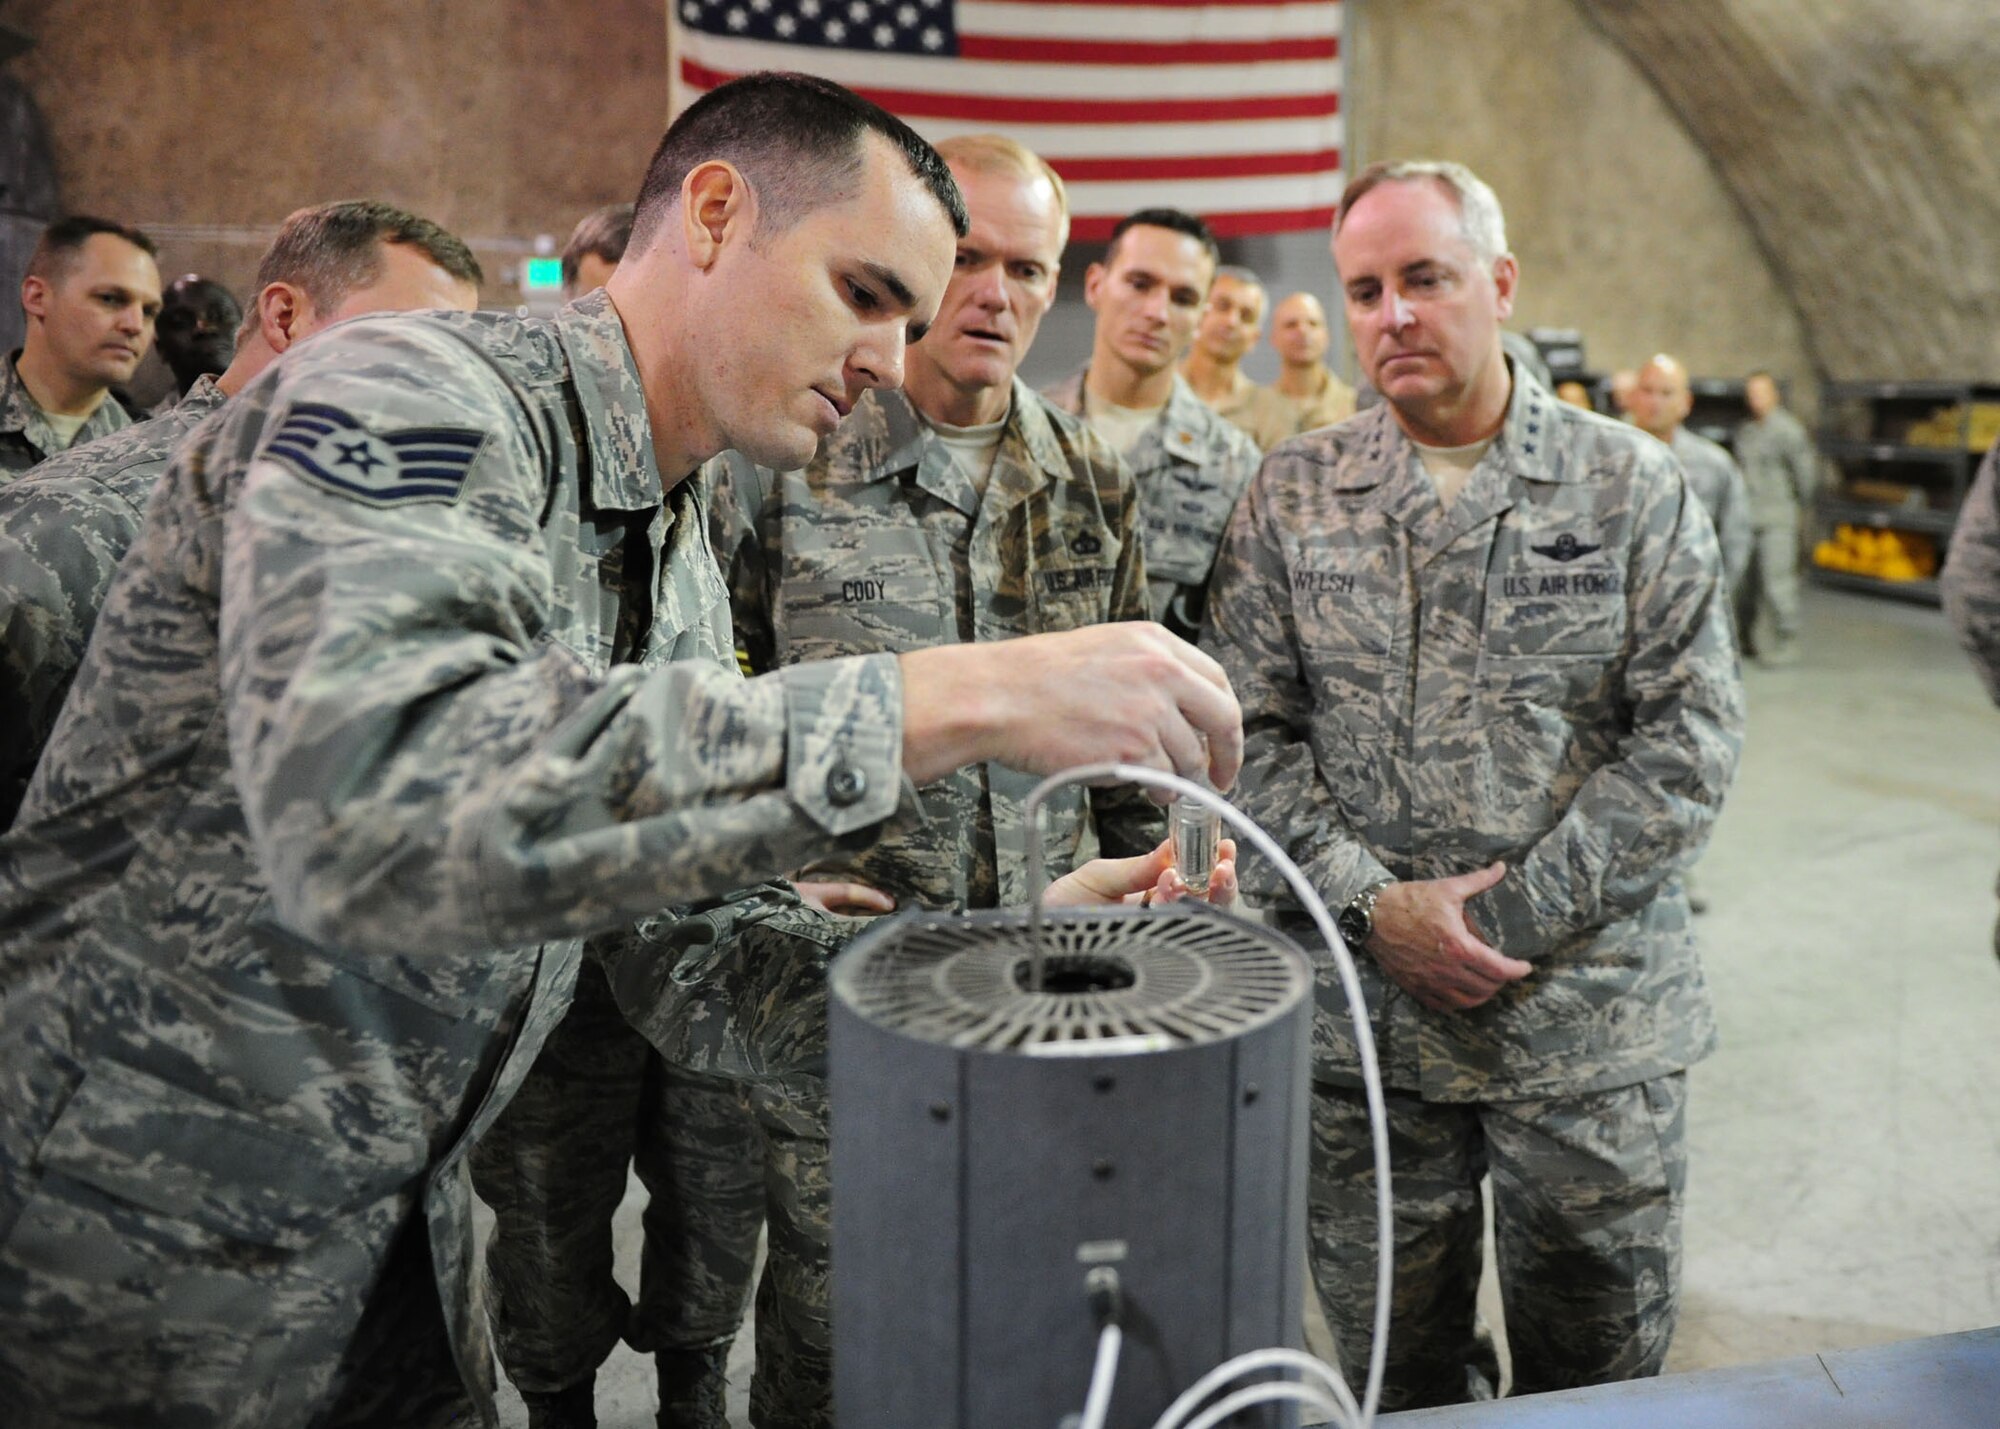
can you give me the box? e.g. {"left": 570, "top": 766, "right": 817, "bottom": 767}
{"left": 1152, "top": 1349, "right": 1360, "bottom": 1429}
{"left": 1176, "top": 1381, "right": 1354, "bottom": 1429}
{"left": 1024, "top": 764, "right": 1393, "bottom": 1428}
{"left": 1076, "top": 1321, "right": 1123, "bottom": 1429}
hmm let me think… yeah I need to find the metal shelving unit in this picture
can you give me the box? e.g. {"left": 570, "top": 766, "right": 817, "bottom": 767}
{"left": 1809, "top": 380, "right": 2000, "bottom": 604}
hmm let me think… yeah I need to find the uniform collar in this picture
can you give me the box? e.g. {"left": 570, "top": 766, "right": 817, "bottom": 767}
{"left": 1, "top": 347, "right": 120, "bottom": 458}
{"left": 175, "top": 373, "right": 228, "bottom": 418}
{"left": 555, "top": 289, "right": 665, "bottom": 513}
{"left": 1155, "top": 373, "right": 1219, "bottom": 463}
{"left": 846, "top": 380, "right": 1068, "bottom": 517}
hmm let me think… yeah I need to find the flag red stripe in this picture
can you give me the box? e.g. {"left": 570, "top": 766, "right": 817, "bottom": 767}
{"left": 680, "top": 60, "right": 1339, "bottom": 122}
{"left": 958, "top": 34, "right": 1336, "bottom": 63}
{"left": 1069, "top": 205, "right": 1336, "bottom": 242}
{"left": 1051, "top": 148, "right": 1340, "bottom": 181}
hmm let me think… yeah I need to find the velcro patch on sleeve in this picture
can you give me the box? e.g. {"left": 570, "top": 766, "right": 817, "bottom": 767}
{"left": 263, "top": 401, "right": 489, "bottom": 508}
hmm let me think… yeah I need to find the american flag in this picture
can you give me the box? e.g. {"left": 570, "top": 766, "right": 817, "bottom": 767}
{"left": 670, "top": 0, "right": 1345, "bottom": 240}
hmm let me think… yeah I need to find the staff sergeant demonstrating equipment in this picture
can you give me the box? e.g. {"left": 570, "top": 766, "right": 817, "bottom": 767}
{"left": 1204, "top": 159, "right": 1745, "bottom": 1411}
{"left": 0, "top": 72, "right": 1242, "bottom": 1429}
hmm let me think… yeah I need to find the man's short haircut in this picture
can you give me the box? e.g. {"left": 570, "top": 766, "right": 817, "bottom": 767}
{"left": 25, "top": 215, "right": 159, "bottom": 282}
{"left": 627, "top": 71, "right": 968, "bottom": 251}
{"left": 1334, "top": 160, "right": 1510, "bottom": 266}
{"left": 561, "top": 203, "right": 635, "bottom": 291}
{"left": 250, "top": 201, "right": 483, "bottom": 325}
{"left": 934, "top": 133, "right": 1071, "bottom": 250}
{"left": 1106, "top": 208, "right": 1220, "bottom": 273}
{"left": 1213, "top": 264, "right": 1266, "bottom": 296}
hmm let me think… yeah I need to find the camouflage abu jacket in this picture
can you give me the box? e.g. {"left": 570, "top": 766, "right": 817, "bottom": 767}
{"left": 1205, "top": 367, "right": 1745, "bottom": 1101}
{"left": 0, "top": 347, "right": 135, "bottom": 477}
{"left": 0, "top": 291, "right": 904, "bottom": 1427}
{"left": 707, "top": 381, "right": 1162, "bottom": 911}
{"left": 1043, "top": 367, "right": 1261, "bottom": 642}
{"left": 1669, "top": 424, "right": 1752, "bottom": 589}
{"left": 0, "top": 374, "right": 227, "bottom": 827}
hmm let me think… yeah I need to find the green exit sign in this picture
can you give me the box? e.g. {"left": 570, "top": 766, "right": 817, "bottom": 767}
{"left": 523, "top": 257, "right": 564, "bottom": 291}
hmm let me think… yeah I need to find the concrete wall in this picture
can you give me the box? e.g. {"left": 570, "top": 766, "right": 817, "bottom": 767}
{"left": 1581, "top": 0, "right": 2000, "bottom": 383}
{"left": 5, "top": 0, "right": 668, "bottom": 344}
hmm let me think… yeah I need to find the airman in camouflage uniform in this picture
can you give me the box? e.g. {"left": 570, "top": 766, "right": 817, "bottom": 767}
{"left": 481, "top": 135, "right": 1159, "bottom": 1429}
{"left": 1630, "top": 353, "right": 1753, "bottom": 590}
{"left": 1943, "top": 438, "right": 2000, "bottom": 959}
{"left": 0, "top": 375, "right": 224, "bottom": 824}
{"left": 1205, "top": 160, "right": 1744, "bottom": 1411}
{"left": 1732, "top": 372, "right": 1818, "bottom": 664}
{"left": 2, "top": 216, "right": 161, "bottom": 476}
{"left": 1042, "top": 208, "right": 1262, "bottom": 644}
{"left": 0, "top": 201, "right": 490, "bottom": 831}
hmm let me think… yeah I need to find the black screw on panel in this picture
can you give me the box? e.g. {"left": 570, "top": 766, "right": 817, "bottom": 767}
{"left": 1093, "top": 1159, "right": 1116, "bottom": 1181}
{"left": 929, "top": 1102, "right": 951, "bottom": 1122}
{"left": 1093, "top": 1074, "right": 1115, "bottom": 1093}
{"left": 1243, "top": 1084, "right": 1261, "bottom": 1105}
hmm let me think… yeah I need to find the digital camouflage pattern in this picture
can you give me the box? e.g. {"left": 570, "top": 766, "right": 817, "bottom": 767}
{"left": 1669, "top": 425, "right": 1752, "bottom": 591}
{"left": 1205, "top": 365, "right": 1745, "bottom": 1101}
{"left": 1197, "top": 368, "right": 1297, "bottom": 453}
{"left": 1043, "top": 367, "right": 1261, "bottom": 642}
{"left": 1942, "top": 440, "right": 2000, "bottom": 961}
{"left": 1732, "top": 406, "right": 1818, "bottom": 661}
{"left": 1260, "top": 368, "right": 1358, "bottom": 445}
{"left": 1733, "top": 404, "right": 1817, "bottom": 528}
{"left": 0, "top": 289, "right": 908, "bottom": 1428}
{"left": 0, "top": 348, "right": 135, "bottom": 477}
{"left": 709, "top": 380, "right": 1164, "bottom": 908}
{"left": 1307, "top": 1075, "right": 1688, "bottom": 1410}
{"left": 0, "top": 374, "right": 227, "bottom": 826}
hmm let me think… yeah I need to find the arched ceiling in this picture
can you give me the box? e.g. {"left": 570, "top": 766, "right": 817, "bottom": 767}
{"left": 1577, "top": 0, "right": 2000, "bottom": 381}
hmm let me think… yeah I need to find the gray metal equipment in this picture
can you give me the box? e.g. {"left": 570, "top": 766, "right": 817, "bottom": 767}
{"left": 830, "top": 901, "right": 1315, "bottom": 1428}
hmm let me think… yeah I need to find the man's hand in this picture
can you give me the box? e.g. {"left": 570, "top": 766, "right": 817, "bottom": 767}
{"left": 1366, "top": 862, "right": 1532, "bottom": 1012}
{"left": 793, "top": 879, "right": 897, "bottom": 917}
{"left": 899, "top": 624, "right": 1242, "bottom": 798}
{"left": 1045, "top": 838, "right": 1239, "bottom": 909}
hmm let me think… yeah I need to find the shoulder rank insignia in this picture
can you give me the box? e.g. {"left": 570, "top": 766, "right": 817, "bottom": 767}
{"left": 263, "top": 401, "right": 487, "bottom": 508}
{"left": 1531, "top": 532, "right": 1601, "bottom": 563}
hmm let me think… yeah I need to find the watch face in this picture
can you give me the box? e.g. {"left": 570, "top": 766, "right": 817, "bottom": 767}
{"left": 1336, "top": 907, "right": 1367, "bottom": 946}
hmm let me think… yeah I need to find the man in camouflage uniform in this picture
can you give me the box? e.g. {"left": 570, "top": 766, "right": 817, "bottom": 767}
{"left": 0, "top": 74, "right": 1243, "bottom": 1429}
{"left": 1180, "top": 265, "right": 1294, "bottom": 451}
{"left": 1044, "top": 208, "right": 1262, "bottom": 642}
{"left": 1943, "top": 437, "right": 2000, "bottom": 959}
{"left": 1630, "top": 352, "right": 1753, "bottom": 591}
{"left": 1205, "top": 159, "right": 1745, "bottom": 1411}
{"left": 1264, "top": 291, "right": 1357, "bottom": 439}
{"left": 1732, "top": 370, "right": 1818, "bottom": 665}
{"left": 2, "top": 216, "right": 161, "bottom": 476}
{"left": 0, "top": 200, "right": 484, "bottom": 829}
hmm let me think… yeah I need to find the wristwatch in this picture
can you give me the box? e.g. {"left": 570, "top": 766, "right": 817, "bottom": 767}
{"left": 1336, "top": 878, "right": 1395, "bottom": 949}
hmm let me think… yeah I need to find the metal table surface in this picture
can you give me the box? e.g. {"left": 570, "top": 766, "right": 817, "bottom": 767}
{"left": 1378, "top": 1326, "right": 2000, "bottom": 1428}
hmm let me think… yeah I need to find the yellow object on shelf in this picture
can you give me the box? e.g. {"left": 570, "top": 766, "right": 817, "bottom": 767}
{"left": 1812, "top": 523, "right": 1937, "bottom": 581}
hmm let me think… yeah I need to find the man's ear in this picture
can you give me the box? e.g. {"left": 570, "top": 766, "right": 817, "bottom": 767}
{"left": 20, "top": 274, "right": 48, "bottom": 324}
{"left": 681, "top": 160, "right": 754, "bottom": 271}
{"left": 1083, "top": 261, "right": 1107, "bottom": 311}
{"left": 1491, "top": 254, "right": 1520, "bottom": 323}
{"left": 257, "top": 282, "right": 313, "bottom": 353}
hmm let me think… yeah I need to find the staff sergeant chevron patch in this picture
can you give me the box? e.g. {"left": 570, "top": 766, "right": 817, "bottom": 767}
{"left": 262, "top": 401, "right": 488, "bottom": 508}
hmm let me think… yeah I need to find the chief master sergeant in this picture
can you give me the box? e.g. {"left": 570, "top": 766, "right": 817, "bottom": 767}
{"left": 0, "top": 73, "right": 1243, "bottom": 1429}
{"left": 1205, "top": 159, "right": 1745, "bottom": 1410}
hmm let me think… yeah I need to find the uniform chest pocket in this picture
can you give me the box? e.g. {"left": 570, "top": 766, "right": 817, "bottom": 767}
{"left": 1482, "top": 563, "right": 1629, "bottom": 658}
{"left": 779, "top": 567, "right": 949, "bottom": 661}
{"left": 1296, "top": 584, "right": 1398, "bottom": 746}
{"left": 1029, "top": 562, "right": 1121, "bottom": 630}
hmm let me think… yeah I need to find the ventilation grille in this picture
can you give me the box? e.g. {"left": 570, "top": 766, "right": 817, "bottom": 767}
{"left": 830, "top": 904, "right": 1310, "bottom": 1053}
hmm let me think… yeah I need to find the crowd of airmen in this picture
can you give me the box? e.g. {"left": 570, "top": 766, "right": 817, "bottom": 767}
{"left": 4, "top": 65, "right": 1981, "bottom": 1429}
